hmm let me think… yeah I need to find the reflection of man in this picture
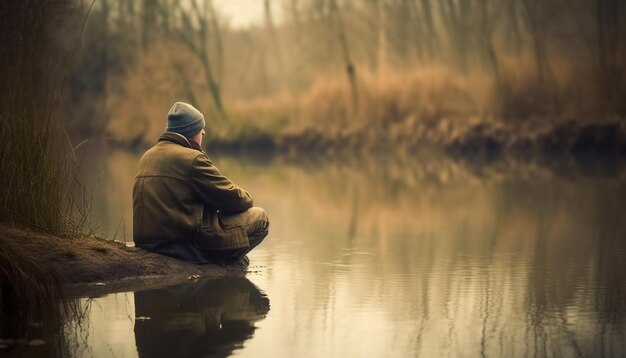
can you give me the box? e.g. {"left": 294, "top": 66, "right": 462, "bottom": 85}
{"left": 134, "top": 277, "right": 270, "bottom": 357}
{"left": 133, "top": 102, "right": 269, "bottom": 265}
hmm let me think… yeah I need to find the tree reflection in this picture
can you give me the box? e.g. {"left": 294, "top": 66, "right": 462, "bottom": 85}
{"left": 133, "top": 276, "right": 269, "bottom": 358}
{"left": 81, "top": 152, "right": 626, "bottom": 356}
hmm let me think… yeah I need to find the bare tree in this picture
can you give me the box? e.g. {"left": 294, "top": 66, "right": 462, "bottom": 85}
{"left": 596, "top": 0, "right": 623, "bottom": 109}
{"left": 289, "top": 0, "right": 303, "bottom": 45}
{"left": 504, "top": 0, "right": 523, "bottom": 54}
{"left": 478, "top": 0, "right": 501, "bottom": 83}
{"left": 172, "top": 0, "right": 228, "bottom": 121}
{"left": 420, "top": 0, "right": 436, "bottom": 59}
{"left": 441, "top": 0, "right": 473, "bottom": 72}
{"left": 265, "top": 0, "right": 284, "bottom": 75}
{"left": 206, "top": 1, "right": 223, "bottom": 84}
{"left": 520, "top": 0, "right": 552, "bottom": 86}
{"left": 377, "top": 0, "right": 387, "bottom": 75}
{"left": 141, "top": 0, "right": 158, "bottom": 52}
{"left": 329, "top": 0, "right": 359, "bottom": 112}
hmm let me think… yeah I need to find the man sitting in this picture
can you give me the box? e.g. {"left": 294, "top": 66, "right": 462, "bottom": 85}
{"left": 133, "top": 102, "right": 269, "bottom": 265}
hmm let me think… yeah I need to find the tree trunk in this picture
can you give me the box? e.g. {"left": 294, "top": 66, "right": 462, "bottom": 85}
{"left": 505, "top": 0, "right": 523, "bottom": 54}
{"left": 479, "top": 0, "right": 503, "bottom": 116}
{"left": 173, "top": 62, "right": 200, "bottom": 109}
{"left": 407, "top": 0, "right": 424, "bottom": 62}
{"left": 479, "top": 0, "right": 500, "bottom": 83}
{"left": 200, "top": 50, "right": 228, "bottom": 121}
{"left": 206, "top": 0, "right": 224, "bottom": 84}
{"left": 329, "top": 0, "right": 359, "bottom": 113}
{"left": 377, "top": 0, "right": 387, "bottom": 75}
{"left": 174, "top": 0, "right": 228, "bottom": 121}
{"left": 596, "top": 0, "right": 621, "bottom": 110}
{"left": 521, "top": 0, "right": 551, "bottom": 87}
{"left": 420, "top": 0, "right": 436, "bottom": 60}
{"left": 264, "top": 0, "right": 284, "bottom": 91}
{"left": 141, "top": 0, "right": 157, "bottom": 52}
{"left": 442, "top": 0, "right": 469, "bottom": 72}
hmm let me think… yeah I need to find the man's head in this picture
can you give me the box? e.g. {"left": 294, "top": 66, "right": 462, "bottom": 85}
{"left": 166, "top": 102, "right": 206, "bottom": 145}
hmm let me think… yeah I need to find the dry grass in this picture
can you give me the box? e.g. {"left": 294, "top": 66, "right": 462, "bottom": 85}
{"left": 0, "top": 223, "right": 233, "bottom": 354}
{"left": 0, "top": 227, "right": 61, "bottom": 311}
{"left": 0, "top": 0, "right": 78, "bottom": 233}
{"left": 105, "top": 38, "right": 297, "bottom": 146}
{"left": 0, "top": 225, "right": 229, "bottom": 286}
{"left": 0, "top": 1, "right": 101, "bottom": 335}
{"left": 101, "top": 33, "right": 626, "bottom": 152}
{"left": 0, "top": 225, "right": 68, "bottom": 352}
{"left": 0, "top": 223, "right": 232, "bottom": 338}
{"left": 297, "top": 67, "right": 483, "bottom": 129}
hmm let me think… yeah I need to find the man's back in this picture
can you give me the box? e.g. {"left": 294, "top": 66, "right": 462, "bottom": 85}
{"left": 133, "top": 132, "right": 205, "bottom": 245}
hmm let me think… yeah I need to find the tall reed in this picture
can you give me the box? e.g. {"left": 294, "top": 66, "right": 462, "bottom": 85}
{"left": 0, "top": 0, "right": 98, "bottom": 332}
{"left": 0, "top": 0, "right": 82, "bottom": 234}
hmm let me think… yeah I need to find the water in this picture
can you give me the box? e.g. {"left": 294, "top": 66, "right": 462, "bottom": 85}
{"left": 8, "top": 146, "right": 626, "bottom": 357}
{"left": 64, "top": 277, "right": 270, "bottom": 357}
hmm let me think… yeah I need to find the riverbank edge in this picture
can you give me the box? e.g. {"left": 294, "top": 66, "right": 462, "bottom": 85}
{"left": 108, "top": 117, "right": 626, "bottom": 161}
{"left": 208, "top": 118, "right": 626, "bottom": 156}
{"left": 0, "top": 225, "right": 243, "bottom": 298}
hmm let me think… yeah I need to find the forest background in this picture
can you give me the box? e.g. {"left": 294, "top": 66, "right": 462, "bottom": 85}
{"left": 63, "top": 0, "right": 626, "bottom": 154}
{"left": 1, "top": 0, "right": 625, "bottom": 233}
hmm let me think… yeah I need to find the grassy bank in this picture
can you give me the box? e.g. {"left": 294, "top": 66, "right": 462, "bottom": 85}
{"left": 0, "top": 225, "right": 242, "bottom": 355}
{"left": 104, "top": 64, "right": 626, "bottom": 158}
{"left": 0, "top": 0, "right": 108, "bottom": 329}
{"left": 214, "top": 65, "right": 625, "bottom": 156}
{"left": 0, "top": 225, "right": 235, "bottom": 289}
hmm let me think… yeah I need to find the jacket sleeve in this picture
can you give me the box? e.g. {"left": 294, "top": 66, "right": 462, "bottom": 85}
{"left": 189, "top": 154, "right": 253, "bottom": 214}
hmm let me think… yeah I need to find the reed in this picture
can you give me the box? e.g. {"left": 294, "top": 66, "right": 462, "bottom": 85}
{"left": 0, "top": 0, "right": 86, "bottom": 234}
{"left": 0, "top": 0, "right": 98, "bottom": 328}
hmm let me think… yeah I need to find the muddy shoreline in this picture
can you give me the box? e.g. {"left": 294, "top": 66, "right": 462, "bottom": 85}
{"left": 0, "top": 225, "right": 244, "bottom": 299}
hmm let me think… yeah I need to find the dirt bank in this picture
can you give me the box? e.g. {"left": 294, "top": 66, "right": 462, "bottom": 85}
{"left": 0, "top": 225, "right": 240, "bottom": 290}
{"left": 205, "top": 118, "right": 626, "bottom": 158}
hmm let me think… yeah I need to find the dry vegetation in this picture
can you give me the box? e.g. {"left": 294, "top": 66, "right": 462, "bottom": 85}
{"left": 0, "top": 0, "right": 82, "bottom": 232}
{"left": 59, "top": 0, "right": 626, "bottom": 155}
{"left": 0, "top": 225, "right": 231, "bottom": 286}
{"left": 0, "top": 223, "right": 242, "bottom": 354}
{"left": 0, "top": 0, "right": 102, "bottom": 323}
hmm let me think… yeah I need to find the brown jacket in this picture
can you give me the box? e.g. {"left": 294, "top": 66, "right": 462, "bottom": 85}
{"left": 133, "top": 132, "right": 253, "bottom": 250}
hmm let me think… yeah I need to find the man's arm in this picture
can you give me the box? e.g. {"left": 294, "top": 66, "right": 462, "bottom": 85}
{"left": 189, "top": 154, "right": 253, "bottom": 214}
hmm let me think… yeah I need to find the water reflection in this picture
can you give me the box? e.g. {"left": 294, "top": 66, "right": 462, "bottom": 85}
{"left": 71, "top": 146, "right": 626, "bottom": 356}
{"left": 0, "top": 300, "right": 73, "bottom": 357}
{"left": 220, "top": 155, "right": 626, "bottom": 357}
{"left": 134, "top": 277, "right": 269, "bottom": 358}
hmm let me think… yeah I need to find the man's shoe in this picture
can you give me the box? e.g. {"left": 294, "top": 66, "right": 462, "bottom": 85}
{"left": 224, "top": 255, "right": 249, "bottom": 268}
{"left": 238, "top": 255, "right": 250, "bottom": 267}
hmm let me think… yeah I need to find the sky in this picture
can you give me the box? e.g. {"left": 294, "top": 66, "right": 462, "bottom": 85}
{"left": 214, "top": 0, "right": 284, "bottom": 29}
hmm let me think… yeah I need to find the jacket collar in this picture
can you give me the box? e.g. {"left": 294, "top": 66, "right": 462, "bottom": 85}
{"left": 158, "top": 132, "right": 203, "bottom": 152}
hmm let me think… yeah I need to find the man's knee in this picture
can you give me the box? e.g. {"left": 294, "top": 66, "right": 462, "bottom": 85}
{"left": 245, "top": 207, "right": 269, "bottom": 237}
{"left": 248, "top": 207, "right": 268, "bottom": 223}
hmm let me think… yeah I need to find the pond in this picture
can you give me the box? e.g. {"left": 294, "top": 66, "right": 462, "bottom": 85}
{"left": 12, "top": 145, "right": 626, "bottom": 356}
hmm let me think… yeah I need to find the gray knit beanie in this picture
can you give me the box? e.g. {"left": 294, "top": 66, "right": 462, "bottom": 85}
{"left": 166, "top": 102, "right": 205, "bottom": 137}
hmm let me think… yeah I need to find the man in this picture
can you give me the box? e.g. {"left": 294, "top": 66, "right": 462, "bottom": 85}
{"left": 133, "top": 102, "right": 269, "bottom": 265}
